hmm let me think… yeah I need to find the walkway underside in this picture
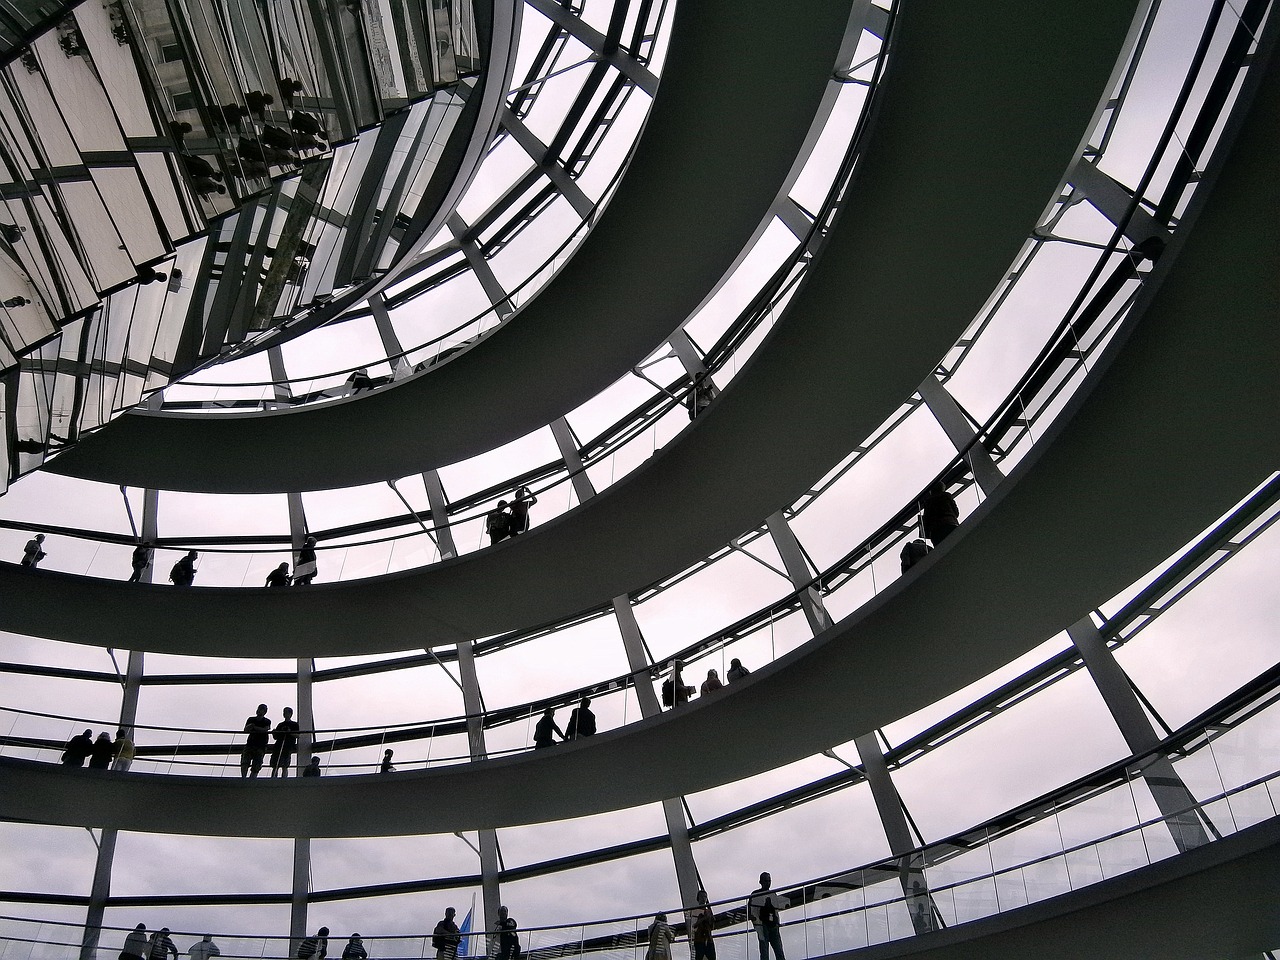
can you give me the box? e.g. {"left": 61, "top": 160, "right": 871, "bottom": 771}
{"left": 843, "top": 817, "right": 1280, "bottom": 960}
{"left": 46, "top": 0, "right": 855, "bottom": 493}
{"left": 0, "top": 48, "right": 1274, "bottom": 835}
{"left": 1, "top": 0, "right": 1150, "bottom": 658}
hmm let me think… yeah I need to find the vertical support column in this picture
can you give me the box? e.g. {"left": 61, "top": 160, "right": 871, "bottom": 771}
{"left": 286, "top": 491, "right": 315, "bottom": 944}
{"left": 448, "top": 214, "right": 514, "bottom": 321}
{"left": 422, "top": 470, "right": 459, "bottom": 560}
{"left": 667, "top": 330, "right": 707, "bottom": 377}
{"left": 268, "top": 346, "right": 293, "bottom": 405}
{"left": 853, "top": 734, "right": 937, "bottom": 935}
{"left": 916, "top": 375, "right": 1004, "bottom": 497}
{"left": 613, "top": 597, "right": 701, "bottom": 907}
{"left": 456, "top": 641, "right": 502, "bottom": 937}
{"left": 765, "top": 512, "right": 831, "bottom": 635}
{"left": 80, "top": 487, "right": 158, "bottom": 960}
{"left": 550, "top": 417, "right": 596, "bottom": 505}
{"left": 368, "top": 293, "right": 405, "bottom": 359}
{"left": 290, "top": 839, "right": 311, "bottom": 946}
{"left": 555, "top": 412, "right": 701, "bottom": 905}
{"left": 1067, "top": 618, "right": 1210, "bottom": 851}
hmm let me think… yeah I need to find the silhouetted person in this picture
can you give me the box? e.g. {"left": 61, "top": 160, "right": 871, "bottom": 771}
{"left": 687, "top": 372, "right": 715, "bottom": 419}
{"left": 278, "top": 77, "right": 305, "bottom": 107}
{"left": 238, "top": 136, "right": 294, "bottom": 167}
{"left": 701, "top": 669, "right": 723, "bottom": 696}
{"left": 920, "top": 480, "right": 959, "bottom": 546}
{"left": 61, "top": 729, "right": 93, "bottom": 766}
{"left": 508, "top": 486, "right": 537, "bottom": 536}
{"left": 168, "top": 120, "right": 193, "bottom": 145}
{"left": 245, "top": 90, "right": 274, "bottom": 119}
{"left": 689, "top": 890, "right": 715, "bottom": 960}
{"left": 113, "top": 728, "right": 135, "bottom": 772}
{"left": 266, "top": 562, "right": 292, "bottom": 587}
{"left": 432, "top": 908, "right": 461, "bottom": 960}
{"left": 294, "top": 536, "right": 318, "bottom": 585}
{"left": 346, "top": 367, "right": 375, "bottom": 393}
{"left": 495, "top": 907, "right": 519, "bottom": 960}
{"left": 129, "top": 541, "right": 153, "bottom": 582}
{"left": 379, "top": 748, "right": 395, "bottom": 773}
{"left": 297, "top": 928, "right": 329, "bottom": 960}
{"left": 120, "top": 924, "right": 148, "bottom": 960}
{"left": 340, "top": 936, "right": 365, "bottom": 960}
{"left": 302, "top": 756, "right": 322, "bottom": 777}
{"left": 241, "top": 703, "right": 271, "bottom": 778}
{"left": 21, "top": 533, "right": 46, "bottom": 568}
{"left": 271, "top": 706, "right": 300, "bottom": 777}
{"left": 565, "top": 697, "right": 596, "bottom": 740}
{"left": 260, "top": 124, "right": 297, "bottom": 150}
{"left": 89, "top": 731, "right": 114, "bottom": 769}
{"left": 210, "top": 103, "right": 251, "bottom": 130}
{"left": 187, "top": 935, "right": 221, "bottom": 960}
{"left": 182, "top": 153, "right": 222, "bottom": 181}
{"left": 899, "top": 538, "right": 932, "bottom": 573}
{"left": 191, "top": 175, "right": 226, "bottom": 197}
{"left": 648, "top": 913, "right": 675, "bottom": 960}
{"left": 3, "top": 296, "right": 30, "bottom": 307}
{"left": 533, "top": 707, "right": 563, "bottom": 748}
{"left": 748, "top": 873, "right": 786, "bottom": 960}
{"left": 667, "top": 661, "right": 694, "bottom": 707}
{"left": 290, "top": 110, "right": 326, "bottom": 137}
{"left": 169, "top": 550, "right": 197, "bottom": 586}
{"left": 726, "top": 658, "right": 750, "bottom": 683}
{"left": 487, "top": 500, "right": 511, "bottom": 544}
{"left": 148, "top": 929, "right": 178, "bottom": 960}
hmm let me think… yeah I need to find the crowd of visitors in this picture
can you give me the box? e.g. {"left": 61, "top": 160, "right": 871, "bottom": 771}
{"left": 61, "top": 727, "right": 134, "bottom": 770}
{"left": 113, "top": 875, "right": 800, "bottom": 960}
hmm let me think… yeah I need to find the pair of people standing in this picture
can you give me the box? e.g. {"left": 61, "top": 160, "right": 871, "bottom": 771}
{"left": 486, "top": 487, "right": 538, "bottom": 545}
{"left": 240, "top": 704, "right": 301, "bottom": 777}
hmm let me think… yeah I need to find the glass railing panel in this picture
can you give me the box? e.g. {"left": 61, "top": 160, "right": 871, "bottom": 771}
{"left": 476, "top": 613, "right": 626, "bottom": 709}
{"left": 632, "top": 550, "right": 794, "bottom": 663}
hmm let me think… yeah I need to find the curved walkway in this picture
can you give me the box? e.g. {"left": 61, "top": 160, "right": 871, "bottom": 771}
{"left": 45, "top": 0, "right": 855, "bottom": 493}
{"left": 0, "top": 0, "right": 1149, "bottom": 658}
{"left": 847, "top": 818, "right": 1280, "bottom": 960}
{"left": 0, "top": 41, "right": 1272, "bottom": 834}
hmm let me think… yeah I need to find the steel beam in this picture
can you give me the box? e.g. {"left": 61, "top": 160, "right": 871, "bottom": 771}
{"left": 1067, "top": 617, "right": 1211, "bottom": 852}
{"left": 916, "top": 374, "right": 1004, "bottom": 496}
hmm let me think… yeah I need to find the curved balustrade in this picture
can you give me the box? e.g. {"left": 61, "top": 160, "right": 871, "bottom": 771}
{"left": 5, "top": 470, "right": 1277, "bottom": 781}
{"left": 43, "top": 0, "right": 860, "bottom": 493}
{"left": 0, "top": 0, "right": 1197, "bottom": 598}
{"left": 4, "top": 0, "right": 1235, "bottom": 598}
{"left": 3, "top": 669, "right": 1279, "bottom": 951}
{"left": 0, "top": 55, "right": 1271, "bottom": 831}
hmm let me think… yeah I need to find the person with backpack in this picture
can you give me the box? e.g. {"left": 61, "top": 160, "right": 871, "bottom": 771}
{"left": 487, "top": 501, "right": 512, "bottom": 545}
{"left": 899, "top": 538, "right": 932, "bottom": 573}
{"left": 748, "top": 873, "right": 786, "bottom": 960}
{"left": 432, "top": 907, "right": 461, "bottom": 960}
{"left": 662, "top": 662, "right": 695, "bottom": 709}
{"left": 297, "top": 927, "right": 329, "bottom": 960}
{"left": 20, "top": 533, "right": 46, "bottom": 568}
{"left": 169, "top": 551, "right": 198, "bottom": 586}
{"left": 495, "top": 907, "right": 519, "bottom": 960}
{"left": 688, "top": 890, "right": 716, "bottom": 960}
{"left": 920, "top": 480, "right": 960, "bottom": 546}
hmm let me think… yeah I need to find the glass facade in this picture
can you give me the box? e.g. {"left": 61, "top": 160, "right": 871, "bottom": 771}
{"left": 0, "top": 0, "right": 1276, "bottom": 956}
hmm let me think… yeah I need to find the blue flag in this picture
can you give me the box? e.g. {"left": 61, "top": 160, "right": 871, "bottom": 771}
{"left": 457, "top": 905, "right": 473, "bottom": 957}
